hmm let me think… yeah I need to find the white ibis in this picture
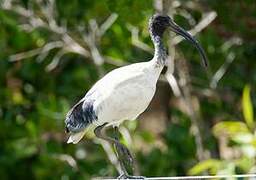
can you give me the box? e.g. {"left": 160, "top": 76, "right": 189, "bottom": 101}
{"left": 65, "top": 14, "right": 208, "bottom": 178}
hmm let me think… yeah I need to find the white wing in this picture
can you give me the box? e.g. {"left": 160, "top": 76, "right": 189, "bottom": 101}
{"left": 86, "top": 61, "right": 162, "bottom": 126}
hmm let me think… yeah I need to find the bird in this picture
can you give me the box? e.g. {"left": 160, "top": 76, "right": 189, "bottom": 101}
{"left": 65, "top": 14, "right": 208, "bottom": 178}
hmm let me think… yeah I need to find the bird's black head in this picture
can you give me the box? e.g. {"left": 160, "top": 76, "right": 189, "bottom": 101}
{"left": 149, "top": 14, "right": 208, "bottom": 67}
{"left": 149, "top": 14, "right": 171, "bottom": 37}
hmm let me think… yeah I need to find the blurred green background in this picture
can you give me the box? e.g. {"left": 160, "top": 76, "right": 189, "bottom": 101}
{"left": 0, "top": 0, "right": 256, "bottom": 179}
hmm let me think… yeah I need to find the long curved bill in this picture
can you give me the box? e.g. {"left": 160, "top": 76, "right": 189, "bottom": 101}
{"left": 169, "top": 20, "right": 208, "bottom": 67}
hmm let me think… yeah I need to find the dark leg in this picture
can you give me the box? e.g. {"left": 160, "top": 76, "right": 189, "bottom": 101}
{"left": 94, "top": 123, "right": 145, "bottom": 179}
{"left": 113, "top": 126, "right": 145, "bottom": 179}
{"left": 113, "top": 126, "right": 133, "bottom": 175}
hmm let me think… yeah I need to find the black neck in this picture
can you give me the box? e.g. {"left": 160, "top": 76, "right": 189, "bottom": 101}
{"left": 151, "top": 34, "right": 167, "bottom": 66}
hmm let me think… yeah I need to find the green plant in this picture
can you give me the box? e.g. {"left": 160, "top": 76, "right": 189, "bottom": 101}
{"left": 189, "top": 85, "right": 256, "bottom": 175}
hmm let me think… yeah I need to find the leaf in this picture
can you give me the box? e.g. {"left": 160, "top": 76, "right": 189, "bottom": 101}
{"left": 188, "top": 159, "right": 221, "bottom": 175}
{"left": 213, "top": 121, "right": 249, "bottom": 137}
{"left": 217, "top": 162, "right": 235, "bottom": 175}
{"left": 242, "top": 85, "right": 254, "bottom": 130}
{"left": 235, "top": 157, "right": 254, "bottom": 172}
{"left": 240, "top": 144, "right": 256, "bottom": 158}
{"left": 232, "top": 133, "right": 254, "bottom": 144}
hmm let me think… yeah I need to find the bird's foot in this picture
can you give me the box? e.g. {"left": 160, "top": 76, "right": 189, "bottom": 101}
{"left": 114, "top": 140, "right": 134, "bottom": 168}
{"left": 117, "top": 173, "right": 145, "bottom": 179}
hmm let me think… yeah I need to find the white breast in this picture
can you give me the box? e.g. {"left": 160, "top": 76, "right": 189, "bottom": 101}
{"left": 89, "top": 61, "right": 163, "bottom": 126}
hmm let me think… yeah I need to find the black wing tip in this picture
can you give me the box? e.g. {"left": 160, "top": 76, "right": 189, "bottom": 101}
{"left": 64, "top": 99, "right": 97, "bottom": 133}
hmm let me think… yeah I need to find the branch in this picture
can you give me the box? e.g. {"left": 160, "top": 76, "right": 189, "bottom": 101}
{"left": 172, "top": 11, "right": 217, "bottom": 45}
{"left": 165, "top": 72, "right": 181, "bottom": 97}
{"left": 94, "top": 139, "right": 122, "bottom": 174}
{"left": 62, "top": 34, "right": 90, "bottom": 57}
{"left": 46, "top": 48, "right": 67, "bottom": 71}
{"left": 1, "top": 0, "right": 11, "bottom": 9}
{"left": 9, "top": 41, "right": 63, "bottom": 62}
{"left": 5, "top": 1, "right": 122, "bottom": 72}
{"left": 80, "top": 13, "right": 119, "bottom": 76}
{"left": 104, "top": 56, "right": 128, "bottom": 67}
{"left": 37, "top": 41, "right": 64, "bottom": 62}
{"left": 127, "top": 24, "right": 154, "bottom": 54}
{"left": 99, "top": 13, "right": 118, "bottom": 36}
{"left": 176, "top": 54, "right": 209, "bottom": 161}
{"left": 177, "top": 9, "right": 196, "bottom": 26}
{"left": 210, "top": 37, "right": 242, "bottom": 89}
{"left": 52, "top": 153, "right": 78, "bottom": 170}
{"left": 9, "top": 48, "right": 43, "bottom": 62}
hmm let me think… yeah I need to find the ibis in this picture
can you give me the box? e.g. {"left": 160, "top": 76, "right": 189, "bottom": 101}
{"left": 65, "top": 14, "right": 208, "bottom": 178}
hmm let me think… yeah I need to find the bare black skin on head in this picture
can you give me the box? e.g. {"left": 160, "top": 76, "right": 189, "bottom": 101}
{"left": 149, "top": 14, "right": 208, "bottom": 67}
{"left": 149, "top": 14, "right": 171, "bottom": 38}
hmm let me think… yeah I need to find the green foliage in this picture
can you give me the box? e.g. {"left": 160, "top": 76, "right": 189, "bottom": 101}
{"left": 189, "top": 159, "right": 221, "bottom": 175}
{"left": 213, "top": 121, "right": 249, "bottom": 137}
{"left": 190, "top": 85, "right": 256, "bottom": 175}
{"left": 242, "top": 85, "right": 254, "bottom": 130}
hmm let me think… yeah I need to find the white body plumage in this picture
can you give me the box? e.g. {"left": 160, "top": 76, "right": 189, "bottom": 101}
{"left": 67, "top": 59, "right": 163, "bottom": 144}
{"left": 93, "top": 60, "right": 162, "bottom": 127}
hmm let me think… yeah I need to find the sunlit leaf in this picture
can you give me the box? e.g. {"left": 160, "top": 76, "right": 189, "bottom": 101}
{"left": 235, "top": 157, "right": 254, "bottom": 172}
{"left": 213, "top": 121, "right": 249, "bottom": 137}
{"left": 241, "top": 144, "right": 256, "bottom": 158}
{"left": 232, "top": 133, "right": 254, "bottom": 144}
{"left": 188, "top": 159, "right": 221, "bottom": 175}
{"left": 217, "top": 162, "right": 235, "bottom": 175}
{"left": 242, "top": 85, "right": 254, "bottom": 130}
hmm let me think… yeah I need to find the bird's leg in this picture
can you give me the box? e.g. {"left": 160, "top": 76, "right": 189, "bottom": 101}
{"left": 94, "top": 124, "right": 145, "bottom": 179}
{"left": 114, "top": 126, "right": 145, "bottom": 179}
{"left": 113, "top": 126, "right": 133, "bottom": 175}
{"left": 94, "top": 123, "right": 130, "bottom": 175}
